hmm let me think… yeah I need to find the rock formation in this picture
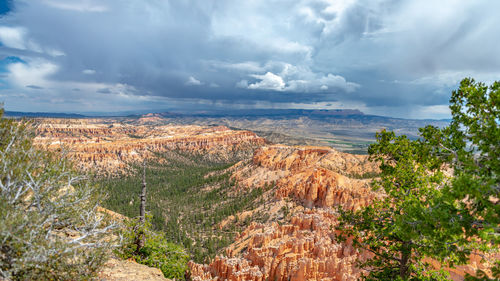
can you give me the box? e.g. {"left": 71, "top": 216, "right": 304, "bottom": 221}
{"left": 189, "top": 145, "right": 379, "bottom": 280}
{"left": 99, "top": 258, "right": 170, "bottom": 281}
{"left": 189, "top": 144, "right": 497, "bottom": 281}
{"left": 32, "top": 119, "right": 496, "bottom": 280}
{"left": 189, "top": 209, "right": 372, "bottom": 281}
{"left": 34, "top": 119, "right": 265, "bottom": 174}
{"left": 232, "top": 145, "right": 379, "bottom": 211}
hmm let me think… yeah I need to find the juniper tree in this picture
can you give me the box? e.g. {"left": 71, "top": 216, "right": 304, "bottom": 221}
{"left": 337, "top": 129, "right": 468, "bottom": 280}
{"left": 337, "top": 78, "right": 499, "bottom": 280}
{"left": 421, "top": 78, "right": 499, "bottom": 280}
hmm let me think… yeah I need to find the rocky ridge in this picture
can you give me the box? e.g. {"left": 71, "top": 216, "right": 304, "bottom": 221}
{"left": 189, "top": 209, "right": 372, "bottom": 281}
{"left": 34, "top": 118, "right": 265, "bottom": 174}
{"left": 232, "top": 145, "right": 379, "bottom": 210}
{"left": 99, "top": 258, "right": 170, "bottom": 281}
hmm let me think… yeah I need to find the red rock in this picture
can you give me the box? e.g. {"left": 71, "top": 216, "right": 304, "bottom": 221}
{"left": 34, "top": 119, "right": 265, "bottom": 174}
{"left": 190, "top": 209, "right": 371, "bottom": 281}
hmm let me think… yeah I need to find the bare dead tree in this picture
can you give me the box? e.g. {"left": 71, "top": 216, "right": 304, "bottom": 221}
{"left": 135, "top": 160, "right": 147, "bottom": 253}
{"left": 140, "top": 160, "right": 147, "bottom": 223}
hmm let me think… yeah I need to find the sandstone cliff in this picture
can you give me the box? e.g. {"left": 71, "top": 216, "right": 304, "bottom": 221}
{"left": 33, "top": 119, "right": 495, "bottom": 280}
{"left": 34, "top": 119, "right": 265, "bottom": 174}
{"left": 99, "top": 258, "right": 170, "bottom": 281}
{"left": 232, "top": 145, "right": 379, "bottom": 211}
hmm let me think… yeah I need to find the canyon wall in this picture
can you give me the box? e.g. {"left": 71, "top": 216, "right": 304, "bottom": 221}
{"left": 232, "top": 145, "right": 379, "bottom": 211}
{"left": 34, "top": 119, "right": 266, "bottom": 174}
{"left": 189, "top": 209, "right": 372, "bottom": 281}
{"left": 32, "top": 118, "right": 495, "bottom": 280}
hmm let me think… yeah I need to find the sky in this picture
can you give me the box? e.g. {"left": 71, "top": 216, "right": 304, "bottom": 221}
{"left": 0, "top": 0, "right": 499, "bottom": 119}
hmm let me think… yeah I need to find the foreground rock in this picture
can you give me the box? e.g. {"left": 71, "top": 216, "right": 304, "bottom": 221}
{"left": 99, "top": 258, "right": 170, "bottom": 281}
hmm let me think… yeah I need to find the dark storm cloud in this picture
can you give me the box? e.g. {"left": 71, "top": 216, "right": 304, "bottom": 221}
{"left": 96, "top": 88, "right": 111, "bottom": 94}
{"left": 26, "top": 84, "right": 42, "bottom": 89}
{"left": 0, "top": 0, "right": 499, "bottom": 118}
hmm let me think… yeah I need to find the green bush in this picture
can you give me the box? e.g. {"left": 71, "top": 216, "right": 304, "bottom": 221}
{"left": 118, "top": 214, "right": 189, "bottom": 279}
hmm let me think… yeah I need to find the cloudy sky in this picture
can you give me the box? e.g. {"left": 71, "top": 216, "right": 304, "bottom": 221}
{"left": 0, "top": 0, "right": 499, "bottom": 118}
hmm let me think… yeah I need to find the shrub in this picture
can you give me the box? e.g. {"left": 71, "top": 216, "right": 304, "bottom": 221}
{"left": 0, "top": 108, "right": 116, "bottom": 280}
{"left": 118, "top": 213, "right": 189, "bottom": 280}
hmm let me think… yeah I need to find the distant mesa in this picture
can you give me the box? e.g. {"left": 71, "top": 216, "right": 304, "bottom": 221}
{"left": 150, "top": 109, "right": 366, "bottom": 118}
{"left": 4, "top": 111, "right": 86, "bottom": 118}
{"left": 5, "top": 109, "right": 365, "bottom": 119}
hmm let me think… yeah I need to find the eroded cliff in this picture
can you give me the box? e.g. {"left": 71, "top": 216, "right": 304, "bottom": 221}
{"left": 232, "top": 145, "right": 379, "bottom": 211}
{"left": 190, "top": 209, "right": 373, "bottom": 281}
{"left": 34, "top": 118, "right": 265, "bottom": 174}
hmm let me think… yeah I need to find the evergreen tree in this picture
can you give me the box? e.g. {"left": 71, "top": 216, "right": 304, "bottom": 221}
{"left": 337, "top": 78, "right": 499, "bottom": 280}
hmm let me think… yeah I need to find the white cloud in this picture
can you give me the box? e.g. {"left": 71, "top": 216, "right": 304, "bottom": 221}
{"left": 82, "top": 69, "right": 96, "bottom": 75}
{"left": 409, "top": 71, "right": 500, "bottom": 88}
{"left": 7, "top": 59, "right": 58, "bottom": 88}
{"left": 185, "top": 76, "right": 202, "bottom": 86}
{"left": 284, "top": 73, "right": 359, "bottom": 93}
{"left": 248, "top": 72, "right": 286, "bottom": 91}
{"left": 0, "top": 26, "right": 27, "bottom": 50}
{"left": 1, "top": 57, "right": 165, "bottom": 112}
{"left": 297, "top": 0, "right": 358, "bottom": 35}
{"left": 1, "top": 0, "right": 499, "bottom": 118}
{"left": 317, "top": 74, "right": 359, "bottom": 93}
{"left": 417, "top": 105, "right": 451, "bottom": 119}
{"left": 236, "top": 62, "right": 359, "bottom": 93}
{"left": 208, "top": 61, "right": 265, "bottom": 73}
{"left": 42, "top": 0, "right": 108, "bottom": 12}
{"left": 0, "top": 26, "right": 64, "bottom": 56}
{"left": 366, "top": 104, "right": 451, "bottom": 120}
{"left": 209, "top": 82, "right": 219, "bottom": 88}
{"left": 5, "top": 58, "right": 140, "bottom": 98}
{"left": 235, "top": 80, "right": 248, "bottom": 88}
{"left": 46, "top": 48, "right": 66, "bottom": 57}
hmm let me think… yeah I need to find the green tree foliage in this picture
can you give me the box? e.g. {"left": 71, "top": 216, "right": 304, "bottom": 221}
{"left": 422, "top": 78, "right": 499, "bottom": 280}
{"left": 0, "top": 108, "right": 116, "bottom": 280}
{"left": 96, "top": 153, "right": 266, "bottom": 263}
{"left": 338, "top": 130, "right": 464, "bottom": 280}
{"left": 337, "top": 78, "right": 499, "bottom": 280}
{"left": 118, "top": 214, "right": 189, "bottom": 280}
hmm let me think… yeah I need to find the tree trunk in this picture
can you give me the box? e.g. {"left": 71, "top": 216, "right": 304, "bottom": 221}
{"left": 399, "top": 241, "right": 411, "bottom": 279}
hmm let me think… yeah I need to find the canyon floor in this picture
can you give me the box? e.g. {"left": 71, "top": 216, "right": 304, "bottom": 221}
{"left": 33, "top": 116, "right": 496, "bottom": 281}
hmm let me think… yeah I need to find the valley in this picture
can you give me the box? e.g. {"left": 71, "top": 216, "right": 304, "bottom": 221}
{"left": 138, "top": 110, "right": 450, "bottom": 154}
{"left": 31, "top": 116, "right": 497, "bottom": 281}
